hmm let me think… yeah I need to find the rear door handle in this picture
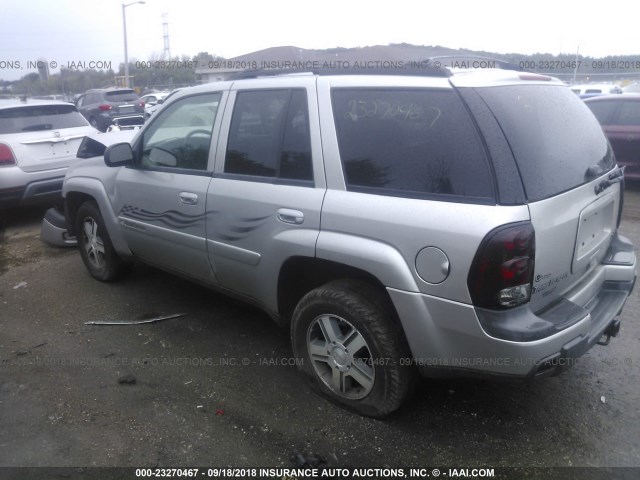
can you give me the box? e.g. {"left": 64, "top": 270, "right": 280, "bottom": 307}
{"left": 179, "top": 192, "right": 198, "bottom": 205}
{"left": 277, "top": 208, "right": 304, "bottom": 225}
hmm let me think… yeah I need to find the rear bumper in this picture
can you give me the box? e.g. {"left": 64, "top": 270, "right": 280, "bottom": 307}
{"left": 0, "top": 166, "right": 66, "bottom": 208}
{"left": 41, "top": 207, "right": 77, "bottom": 247}
{"left": 388, "top": 233, "right": 636, "bottom": 379}
{"left": 109, "top": 115, "right": 145, "bottom": 130}
{"left": 97, "top": 113, "right": 144, "bottom": 131}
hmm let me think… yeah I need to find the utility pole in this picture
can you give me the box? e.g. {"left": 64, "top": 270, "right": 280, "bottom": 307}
{"left": 122, "top": 1, "right": 146, "bottom": 88}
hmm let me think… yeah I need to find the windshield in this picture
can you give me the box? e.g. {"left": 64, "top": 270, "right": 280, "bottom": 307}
{"left": 0, "top": 104, "right": 89, "bottom": 134}
{"left": 477, "top": 85, "right": 614, "bottom": 202}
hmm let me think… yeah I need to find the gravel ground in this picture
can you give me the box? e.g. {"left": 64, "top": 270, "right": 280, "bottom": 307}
{"left": 1, "top": 190, "right": 639, "bottom": 479}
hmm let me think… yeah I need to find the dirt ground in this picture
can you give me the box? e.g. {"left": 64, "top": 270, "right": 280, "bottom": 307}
{"left": 1, "top": 191, "right": 640, "bottom": 479}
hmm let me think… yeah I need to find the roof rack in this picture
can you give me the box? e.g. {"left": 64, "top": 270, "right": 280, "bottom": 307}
{"left": 226, "top": 63, "right": 452, "bottom": 80}
{"left": 427, "top": 55, "right": 523, "bottom": 71}
{"left": 223, "top": 55, "right": 523, "bottom": 81}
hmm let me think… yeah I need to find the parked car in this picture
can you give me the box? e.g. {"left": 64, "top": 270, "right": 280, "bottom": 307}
{"left": 0, "top": 99, "right": 97, "bottom": 209}
{"left": 571, "top": 84, "right": 623, "bottom": 95}
{"left": 584, "top": 94, "right": 640, "bottom": 179}
{"left": 57, "top": 66, "right": 635, "bottom": 417}
{"left": 75, "top": 88, "right": 145, "bottom": 132}
{"left": 622, "top": 83, "right": 640, "bottom": 94}
{"left": 41, "top": 129, "right": 138, "bottom": 245}
{"left": 140, "top": 91, "right": 171, "bottom": 119}
{"left": 142, "top": 89, "right": 182, "bottom": 119}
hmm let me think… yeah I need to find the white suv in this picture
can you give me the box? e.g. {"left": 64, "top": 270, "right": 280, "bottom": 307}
{"left": 0, "top": 99, "right": 96, "bottom": 209}
{"left": 58, "top": 65, "right": 636, "bottom": 416}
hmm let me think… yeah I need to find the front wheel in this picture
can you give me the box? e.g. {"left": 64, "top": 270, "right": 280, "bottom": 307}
{"left": 75, "top": 201, "right": 131, "bottom": 282}
{"left": 291, "top": 280, "right": 414, "bottom": 417}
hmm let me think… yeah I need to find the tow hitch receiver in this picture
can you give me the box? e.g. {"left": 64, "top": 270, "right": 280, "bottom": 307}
{"left": 597, "top": 320, "right": 621, "bottom": 346}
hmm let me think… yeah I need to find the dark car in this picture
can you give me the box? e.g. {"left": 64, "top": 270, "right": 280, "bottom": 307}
{"left": 75, "top": 88, "right": 145, "bottom": 132}
{"left": 584, "top": 94, "right": 640, "bottom": 179}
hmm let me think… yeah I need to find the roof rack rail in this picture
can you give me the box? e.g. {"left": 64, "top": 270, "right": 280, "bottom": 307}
{"left": 426, "top": 55, "right": 523, "bottom": 71}
{"left": 226, "top": 64, "right": 452, "bottom": 80}
{"left": 223, "top": 55, "right": 522, "bottom": 81}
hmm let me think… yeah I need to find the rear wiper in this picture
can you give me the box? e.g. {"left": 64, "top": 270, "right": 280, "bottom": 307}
{"left": 594, "top": 166, "right": 625, "bottom": 195}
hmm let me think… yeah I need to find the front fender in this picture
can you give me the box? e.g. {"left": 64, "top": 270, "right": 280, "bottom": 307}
{"left": 64, "top": 176, "right": 132, "bottom": 257}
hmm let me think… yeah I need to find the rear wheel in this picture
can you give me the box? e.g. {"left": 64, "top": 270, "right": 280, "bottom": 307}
{"left": 89, "top": 117, "right": 105, "bottom": 132}
{"left": 291, "top": 280, "right": 414, "bottom": 417}
{"left": 75, "top": 201, "right": 131, "bottom": 281}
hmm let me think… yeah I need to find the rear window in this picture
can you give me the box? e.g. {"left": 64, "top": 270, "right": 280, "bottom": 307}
{"left": 332, "top": 88, "right": 494, "bottom": 202}
{"left": 0, "top": 104, "right": 89, "bottom": 134}
{"left": 477, "top": 85, "right": 614, "bottom": 202}
{"left": 105, "top": 90, "right": 139, "bottom": 102}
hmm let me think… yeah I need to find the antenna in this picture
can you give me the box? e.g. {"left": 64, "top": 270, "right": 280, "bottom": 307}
{"left": 162, "top": 13, "right": 171, "bottom": 59}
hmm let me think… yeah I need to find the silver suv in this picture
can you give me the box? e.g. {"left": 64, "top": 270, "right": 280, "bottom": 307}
{"left": 60, "top": 66, "right": 636, "bottom": 417}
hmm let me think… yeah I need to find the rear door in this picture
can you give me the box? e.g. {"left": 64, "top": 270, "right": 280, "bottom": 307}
{"left": 114, "top": 91, "right": 226, "bottom": 284}
{"left": 76, "top": 92, "right": 98, "bottom": 122}
{"left": 206, "top": 77, "right": 325, "bottom": 312}
{"left": 475, "top": 84, "right": 621, "bottom": 312}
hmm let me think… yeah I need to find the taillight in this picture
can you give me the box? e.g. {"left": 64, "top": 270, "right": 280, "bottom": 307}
{"left": 617, "top": 177, "right": 625, "bottom": 227}
{"left": 0, "top": 143, "right": 16, "bottom": 166}
{"left": 98, "top": 104, "right": 112, "bottom": 111}
{"left": 468, "top": 222, "right": 535, "bottom": 309}
{"left": 519, "top": 73, "right": 552, "bottom": 81}
{"left": 138, "top": 101, "right": 145, "bottom": 108}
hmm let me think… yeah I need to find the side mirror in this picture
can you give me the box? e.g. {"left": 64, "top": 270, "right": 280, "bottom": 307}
{"left": 104, "top": 142, "right": 134, "bottom": 167}
{"left": 157, "top": 98, "right": 164, "bottom": 105}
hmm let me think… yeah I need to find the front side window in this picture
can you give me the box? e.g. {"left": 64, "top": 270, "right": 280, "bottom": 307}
{"left": 332, "top": 88, "right": 494, "bottom": 201}
{"left": 140, "top": 93, "right": 221, "bottom": 171}
{"left": 224, "top": 89, "right": 313, "bottom": 182}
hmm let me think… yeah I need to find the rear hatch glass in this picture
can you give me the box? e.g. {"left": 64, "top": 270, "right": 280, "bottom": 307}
{"left": 476, "top": 85, "right": 614, "bottom": 202}
{"left": 477, "top": 84, "right": 619, "bottom": 312}
{"left": 105, "top": 91, "right": 139, "bottom": 103}
{"left": 0, "top": 104, "right": 89, "bottom": 134}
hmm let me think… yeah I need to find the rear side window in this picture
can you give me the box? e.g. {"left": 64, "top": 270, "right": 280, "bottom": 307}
{"left": 586, "top": 100, "right": 618, "bottom": 124}
{"left": 0, "top": 104, "right": 89, "bottom": 133}
{"left": 225, "top": 89, "right": 313, "bottom": 182}
{"left": 331, "top": 88, "right": 494, "bottom": 201}
{"left": 478, "top": 85, "right": 614, "bottom": 202}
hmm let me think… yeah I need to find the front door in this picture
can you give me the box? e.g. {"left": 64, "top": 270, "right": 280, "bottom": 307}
{"left": 114, "top": 91, "right": 226, "bottom": 284}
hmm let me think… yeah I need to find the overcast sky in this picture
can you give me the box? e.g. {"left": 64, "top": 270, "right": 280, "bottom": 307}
{"left": 1, "top": 0, "right": 639, "bottom": 81}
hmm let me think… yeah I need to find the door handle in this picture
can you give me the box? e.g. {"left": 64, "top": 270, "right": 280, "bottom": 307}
{"left": 179, "top": 192, "right": 198, "bottom": 205}
{"left": 277, "top": 208, "right": 304, "bottom": 225}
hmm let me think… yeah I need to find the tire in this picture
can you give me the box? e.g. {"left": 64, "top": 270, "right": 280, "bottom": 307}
{"left": 75, "top": 201, "right": 131, "bottom": 282}
{"left": 89, "top": 117, "right": 104, "bottom": 132}
{"left": 291, "top": 280, "right": 414, "bottom": 417}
